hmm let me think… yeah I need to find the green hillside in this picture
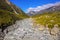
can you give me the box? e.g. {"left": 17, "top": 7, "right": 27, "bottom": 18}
{"left": 32, "top": 11, "right": 60, "bottom": 29}
{"left": 0, "top": 0, "right": 29, "bottom": 32}
{"left": 0, "top": 0, "right": 13, "bottom": 12}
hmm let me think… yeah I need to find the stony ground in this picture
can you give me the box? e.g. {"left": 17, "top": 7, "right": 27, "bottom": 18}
{"left": 4, "top": 18, "right": 60, "bottom": 40}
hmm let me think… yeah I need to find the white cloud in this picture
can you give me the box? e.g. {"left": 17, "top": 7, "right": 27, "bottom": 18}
{"left": 55, "top": 2, "right": 60, "bottom": 5}
{"left": 26, "top": 2, "right": 60, "bottom": 13}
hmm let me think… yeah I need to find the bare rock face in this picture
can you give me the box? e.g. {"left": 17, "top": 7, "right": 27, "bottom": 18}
{"left": 4, "top": 18, "right": 60, "bottom": 40}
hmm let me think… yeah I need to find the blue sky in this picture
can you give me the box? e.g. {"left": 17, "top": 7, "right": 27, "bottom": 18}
{"left": 10, "top": 0, "right": 60, "bottom": 13}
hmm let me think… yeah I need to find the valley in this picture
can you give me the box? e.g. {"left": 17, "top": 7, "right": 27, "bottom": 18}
{"left": 0, "top": 0, "right": 60, "bottom": 40}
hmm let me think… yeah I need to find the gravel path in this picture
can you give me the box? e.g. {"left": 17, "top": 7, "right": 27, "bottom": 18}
{"left": 4, "top": 18, "right": 59, "bottom": 40}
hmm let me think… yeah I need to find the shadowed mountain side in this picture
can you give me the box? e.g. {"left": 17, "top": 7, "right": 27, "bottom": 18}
{"left": 0, "top": 0, "right": 29, "bottom": 32}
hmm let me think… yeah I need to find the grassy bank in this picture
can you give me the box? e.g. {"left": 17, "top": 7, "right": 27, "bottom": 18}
{"left": 32, "top": 11, "right": 60, "bottom": 29}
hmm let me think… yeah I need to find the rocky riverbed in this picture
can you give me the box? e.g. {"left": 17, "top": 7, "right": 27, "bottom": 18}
{"left": 0, "top": 18, "right": 60, "bottom": 40}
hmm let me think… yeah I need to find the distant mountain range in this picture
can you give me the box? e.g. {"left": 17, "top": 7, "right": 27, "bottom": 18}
{"left": 28, "top": 4, "right": 60, "bottom": 16}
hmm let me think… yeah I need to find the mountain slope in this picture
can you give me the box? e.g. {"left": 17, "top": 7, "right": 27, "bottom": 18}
{"left": 28, "top": 5, "right": 60, "bottom": 16}
{"left": 0, "top": 0, "right": 29, "bottom": 32}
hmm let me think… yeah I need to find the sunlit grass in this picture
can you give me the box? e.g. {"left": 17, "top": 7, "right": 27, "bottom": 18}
{"left": 32, "top": 11, "right": 60, "bottom": 29}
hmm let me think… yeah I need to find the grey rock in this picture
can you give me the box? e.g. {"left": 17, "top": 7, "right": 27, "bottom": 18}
{"left": 4, "top": 18, "right": 60, "bottom": 40}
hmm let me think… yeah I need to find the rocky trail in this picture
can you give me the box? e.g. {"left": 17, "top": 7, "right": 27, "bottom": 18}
{"left": 2, "top": 18, "right": 60, "bottom": 40}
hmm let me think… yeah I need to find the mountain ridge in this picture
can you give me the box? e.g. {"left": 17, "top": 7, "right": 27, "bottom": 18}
{"left": 28, "top": 4, "right": 60, "bottom": 16}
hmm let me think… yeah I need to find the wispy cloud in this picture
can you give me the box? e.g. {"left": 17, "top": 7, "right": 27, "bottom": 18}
{"left": 27, "top": 2, "right": 60, "bottom": 13}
